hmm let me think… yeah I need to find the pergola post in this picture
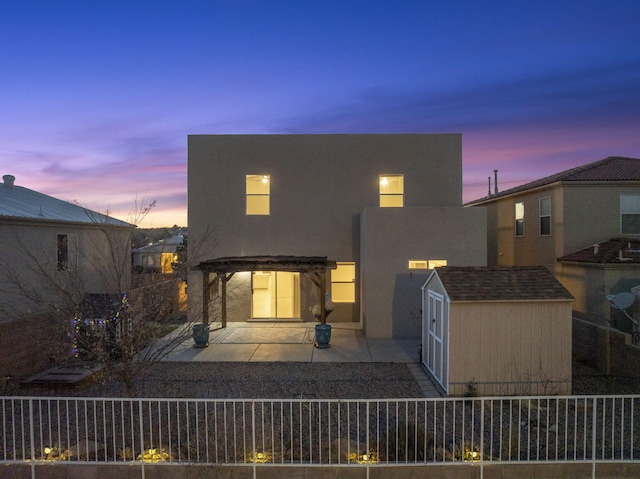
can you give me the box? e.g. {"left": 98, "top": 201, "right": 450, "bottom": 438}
{"left": 320, "top": 270, "right": 327, "bottom": 324}
{"left": 202, "top": 271, "right": 210, "bottom": 327}
{"left": 220, "top": 272, "right": 228, "bottom": 329}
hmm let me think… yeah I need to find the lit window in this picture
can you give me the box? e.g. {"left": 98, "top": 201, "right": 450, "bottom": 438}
{"left": 331, "top": 262, "right": 355, "bottom": 303}
{"left": 428, "top": 260, "right": 447, "bottom": 269}
{"left": 379, "top": 175, "right": 403, "bottom": 207}
{"left": 515, "top": 202, "right": 524, "bottom": 237}
{"left": 57, "top": 234, "right": 77, "bottom": 271}
{"left": 621, "top": 194, "right": 640, "bottom": 234}
{"left": 246, "top": 175, "right": 270, "bottom": 215}
{"left": 408, "top": 260, "right": 428, "bottom": 269}
{"left": 539, "top": 197, "right": 551, "bottom": 236}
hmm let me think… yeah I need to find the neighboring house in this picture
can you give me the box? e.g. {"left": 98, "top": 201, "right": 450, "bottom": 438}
{"left": 133, "top": 234, "right": 185, "bottom": 274}
{"left": 0, "top": 174, "right": 134, "bottom": 321}
{"left": 422, "top": 266, "right": 574, "bottom": 396}
{"left": 0, "top": 174, "right": 134, "bottom": 379}
{"left": 188, "top": 134, "right": 487, "bottom": 339}
{"left": 558, "top": 238, "right": 640, "bottom": 336}
{"left": 466, "top": 157, "right": 640, "bottom": 323}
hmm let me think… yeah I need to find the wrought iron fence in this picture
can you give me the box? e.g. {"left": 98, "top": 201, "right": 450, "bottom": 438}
{"left": 1, "top": 395, "right": 638, "bottom": 466}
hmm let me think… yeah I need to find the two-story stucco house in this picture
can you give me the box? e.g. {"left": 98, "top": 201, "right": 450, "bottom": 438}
{"left": 188, "top": 134, "right": 487, "bottom": 339}
{"left": 0, "top": 174, "right": 133, "bottom": 378}
{"left": 466, "top": 156, "right": 640, "bottom": 325}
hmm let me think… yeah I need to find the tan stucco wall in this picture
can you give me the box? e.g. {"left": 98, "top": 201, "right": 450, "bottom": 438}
{"left": 479, "top": 183, "right": 640, "bottom": 271}
{"left": 0, "top": 219, "right": 132, "bottom": 321}
{"left": 478, "top": 185, "right": 564, "bottom": 271}
{"left": 361, "top": 206, "right": 486, "bottom": 338}
{"left": 188, "top": 134, "right": 464, "bottom": 327}
{"left": 448, "top": 301, "right": 573, "bottom": 395}
{"left": 558, "top": 262, "right": 640, "bottom": 331}
{"left": 475, "top": 182, "right": 640, "bottom": 325}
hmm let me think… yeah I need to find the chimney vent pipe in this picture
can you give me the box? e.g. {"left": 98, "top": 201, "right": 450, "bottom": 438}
{"left": 494, "top": 170, "right": 498, "bottom": 195}
{"left": 3, "top": 175, "right": 15, "bottom": 187}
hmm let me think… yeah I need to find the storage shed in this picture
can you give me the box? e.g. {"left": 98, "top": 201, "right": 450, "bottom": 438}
{"left": 422, "top": 266, "right": 574, "bottom": 396}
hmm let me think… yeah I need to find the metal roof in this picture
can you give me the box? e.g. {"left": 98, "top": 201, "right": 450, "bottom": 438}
{"left": 133, "top": 235, "right": 185, "bottom": 254}
{"left": 0, "top": 175, "right": 132, "bottom": 227}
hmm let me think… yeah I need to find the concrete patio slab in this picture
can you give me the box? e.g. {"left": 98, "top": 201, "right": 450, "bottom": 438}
{"left": 249, "top": 344, "right": 314, "bottom": 362}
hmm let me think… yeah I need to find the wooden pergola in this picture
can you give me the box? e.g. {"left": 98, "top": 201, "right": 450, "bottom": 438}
{"left": 193, "top": 256, "right": 337, "bottom": 327}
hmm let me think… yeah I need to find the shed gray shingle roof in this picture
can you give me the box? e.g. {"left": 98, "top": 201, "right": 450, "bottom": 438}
{"left": 0, "top": 175, "right": 131, "bottom": 226}
{"left": 467, "top": 156, "right": 640, "bottom": 205}
{"left": 432, "top": 266, "right": 574, "bottom": 302}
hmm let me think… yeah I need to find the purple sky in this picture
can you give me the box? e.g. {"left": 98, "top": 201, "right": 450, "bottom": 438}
{"left": 2, "top": 1, "right": 639, "bottom": 226}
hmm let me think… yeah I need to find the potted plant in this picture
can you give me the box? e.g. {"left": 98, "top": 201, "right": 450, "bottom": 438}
{"left": 192, "top": 323, "right": 210, "bottom": 348}
{"left": 312, "top": 293, "right": 333, "bottom": 348}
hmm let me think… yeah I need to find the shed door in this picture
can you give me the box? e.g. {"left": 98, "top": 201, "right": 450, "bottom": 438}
{"left": 426, "top": 291, "right": 446, "bottom": 389}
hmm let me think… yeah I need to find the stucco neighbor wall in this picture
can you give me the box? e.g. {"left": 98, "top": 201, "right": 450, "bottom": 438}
{"left": 0, "top": 219, "right": 132, "bottom": 321}
{"left": 361, "top": 206, "right": 487, "bottom": 339}
{"left": 557, "top": 263, "right": 640, "bottom": 330}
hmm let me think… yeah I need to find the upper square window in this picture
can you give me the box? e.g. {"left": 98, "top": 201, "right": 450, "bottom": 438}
{"left": 515, "top": 202, "right": 524, "bottom": 237}
{"left": 379, "top": 175, "right": 404, "bottom": 207}
{"left": 539, "top": 197, "right": 551, "bottom": 236}
{"left": 621, "top": 194, "right": 640, "bottom": 234}
{"left": 246, "top": 175, "right": 270, "bottom": 215}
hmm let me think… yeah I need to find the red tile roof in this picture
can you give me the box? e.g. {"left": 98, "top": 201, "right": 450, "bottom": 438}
{"left": 558, "top": 238, "right": 640, "bottom": 264}
{"left": 432, "top": 266, "right": 573, "bottom": 302}
{"left": 467, "top": 156, "right": 640, "bottom": 205}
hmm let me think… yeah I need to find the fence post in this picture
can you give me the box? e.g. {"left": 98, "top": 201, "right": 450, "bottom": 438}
{"left": 139, "top": 399, "right": 145, "bottom": 479}
{"left": 480, "top": 399, "right": 484, "bottom": 479}
{"left": 29, "top": 399, "right": 35, "bottom": 479}
{"left": 252, "top": 401, "right": 256, "bottom": 479}
{"left": 591, "top": 397, "right": 597, "bottom": 479}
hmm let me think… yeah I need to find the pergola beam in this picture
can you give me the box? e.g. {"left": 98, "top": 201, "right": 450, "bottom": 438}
{"left": 194, "top": 256, "right": 336, "bottom": 327}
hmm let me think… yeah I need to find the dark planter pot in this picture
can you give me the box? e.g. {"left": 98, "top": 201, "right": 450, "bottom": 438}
{"left": 192, "top": 324, "right": 210, "bottom": 348}
{"left": 314, "top": 324, "right": 332, "bottom": 348}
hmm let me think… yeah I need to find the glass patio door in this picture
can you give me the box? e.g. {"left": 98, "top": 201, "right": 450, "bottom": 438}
{"left": 251, "top": 271, "right": 300, "bottom": 318}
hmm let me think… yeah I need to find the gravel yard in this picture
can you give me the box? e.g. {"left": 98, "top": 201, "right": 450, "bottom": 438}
{"left": 5, "top": 359, "right": 640, "bottom": 399}
{"left": 10, "top": 362, "right": 425, "bottom": 399}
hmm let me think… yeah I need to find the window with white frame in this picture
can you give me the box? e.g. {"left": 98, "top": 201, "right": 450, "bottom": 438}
{"left": 246, "top": 174, "right": 270, "bottom": 215}
{"left": 515, "top": 202, "right": 524, "bottom": 236}
{"left": 621, "top": 194, "right": 640, "bottom": 234}
{"left": 539, "top": 197, "right": 551, "bottom": 236}
{"left": 331, "top": 262, "right": 355, "bottom": 303}
{"left": 379, "top": 175, "right": 403, "bottom": 207}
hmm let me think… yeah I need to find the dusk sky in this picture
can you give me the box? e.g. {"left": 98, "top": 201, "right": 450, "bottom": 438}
{"left": 2, "top": 1, "right": 639, "bottom": 227}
